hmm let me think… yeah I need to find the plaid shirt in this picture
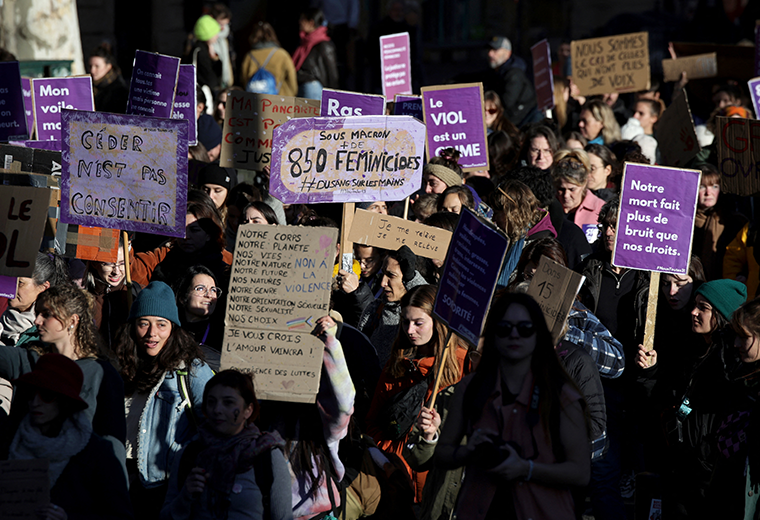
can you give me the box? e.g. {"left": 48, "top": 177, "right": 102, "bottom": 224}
{"left": 564, "top": 301, "right": 625, "bottom": 379}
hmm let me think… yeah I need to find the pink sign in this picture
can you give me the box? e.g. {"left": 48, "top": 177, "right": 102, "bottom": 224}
{"left": 531, "top": 39, "right": 555, "bottom": 112}
{"left": 380, "top": 32, "right": 412, "bottom": 99}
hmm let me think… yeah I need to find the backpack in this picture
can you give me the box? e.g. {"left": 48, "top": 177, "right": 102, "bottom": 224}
{"left": 246, "top": 49, "right": 279, "bottom": 95}
{"left": 381, "top": 375, "right": 430, "bottom": 440}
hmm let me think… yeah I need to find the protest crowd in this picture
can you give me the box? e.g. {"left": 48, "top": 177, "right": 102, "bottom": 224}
{"left": 1, "top": 1, "right": 760, "bottom": 519}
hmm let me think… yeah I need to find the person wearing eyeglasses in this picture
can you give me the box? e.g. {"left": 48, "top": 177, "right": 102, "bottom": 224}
{"left": 437, "top": 292, "right": 590, "bottom": 520}
{"left": 518, "top": 125, "right": 560, "bottom": 172}
{"left": 173, "top": 266, "right": 225, "bottom": 371}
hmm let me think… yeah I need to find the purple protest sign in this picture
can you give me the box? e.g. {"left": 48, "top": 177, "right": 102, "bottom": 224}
{"left": 171, "top": 64, "right": 197, "bottom": 145}
{"left": 749, "top": 77, "right": 760, "bottom": 121}
{"left": 13, "top": 140, "right": 63, "bottom": 152}
{"left": 433, "top": 207, "right": 509, "bottom": 345}
{"left": 394, "top": 94, "right": 422, "bottom": 121}
{"left": 60, "top": 110, "right": 188, "bottom": 237}
{"left": 127, "top": 50, "right": 180, "bottom": 119}
{"left": 0, "top": 62, "right": 29, "bottom": 141}
{"left": 755, "top": 22, "right": 760, "bottom": 77}
{"left": 380, "top": 32, "right": 412, "bottom": 99}
{"left": 320, "top": 89, "right": 385, "bottom": 117}
{"left": 21, "top": 78, "right": 34, "bottom": 139}
{"left": 270, "top": 115, "right": 425, "bottom": 204}
{"left": 531, "top": 39, "right": 555, "bottom": 112}
{"left": 613, "top": 163, "right": 701, "bottom": 275}
{"left": 421, "top": 83, "right": 488, "bottom": 171}
{"left": 32, "top": 77, "right": 94, "bottom": 142}
{"left": 0, "top": 276, "right": 17, "bottom": 299}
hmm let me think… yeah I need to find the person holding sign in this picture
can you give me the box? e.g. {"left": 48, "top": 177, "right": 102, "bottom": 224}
{"left": 9, "top": 354, "right": 132, "bottom": 520}
{"left": 365, "top": 285, "right": 468, "bottom": 503}
{"left": 437, "top": 292, "right": 590, "bottom": 520}
{"left": 578, "top": 100, "right": 621, "bottom": 145}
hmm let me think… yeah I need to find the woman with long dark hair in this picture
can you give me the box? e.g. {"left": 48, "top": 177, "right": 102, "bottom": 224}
{"left": 293, "top": 8, "right": 338, "bottom": 100}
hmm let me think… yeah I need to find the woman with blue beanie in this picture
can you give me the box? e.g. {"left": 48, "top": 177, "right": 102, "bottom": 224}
{"left": 112, "top": 281, "right": 214, "bottom": 520}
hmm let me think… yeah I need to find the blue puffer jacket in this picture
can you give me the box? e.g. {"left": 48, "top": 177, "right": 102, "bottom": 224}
{"left": 136, "top": 360, "right": 214, "bottom": 488}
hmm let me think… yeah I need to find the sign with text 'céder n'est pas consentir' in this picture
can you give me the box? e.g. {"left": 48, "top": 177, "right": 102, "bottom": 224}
{"left": 60, "top": 110, "right": 188, "bottom": 237}
{"left": 433, "top": 208, "right": 509, "bottom": 346}
{"left": 571, "top": 32, "right": 650, "bottom": 96}
{"left": 221, "top": 224, "right": 338, "bottom": 403}
{"left": 613, "top": 163, "right": 701, "bottom": 275}
{"left": 270, "top": 115, "right": 425, "bottom": 204}
{"left": 421, "top": 83, "right": 488, "bottom": 171}
{"left": 31, "top": 77, "right": 94, "bottom": 142}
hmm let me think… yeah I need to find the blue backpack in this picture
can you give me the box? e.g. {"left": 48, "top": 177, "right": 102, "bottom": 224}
{"left": 246, "top": 49, "right": 279, "bottom": 95}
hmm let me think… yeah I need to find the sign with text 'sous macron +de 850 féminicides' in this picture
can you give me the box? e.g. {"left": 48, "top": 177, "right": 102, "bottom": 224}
{"left": 222, "top": 224, "right": 338, "bottom": 403}
{"left": 613, "top": 163, "right": 701, "bottom": 275}
{"left": 270, "top": 115, "right": 425, "bottom": 204}
{"left": 60, "top": 110, "right": 189, "bottom": 238}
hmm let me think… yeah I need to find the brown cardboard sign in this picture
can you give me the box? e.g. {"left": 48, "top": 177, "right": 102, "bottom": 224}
{"left": 655, "top": 91, "right": 701, "bottom": 167}
{"left": 0, "top": 459, "right": 49, "bottom": 519}
{"left": 220, "top": 92, "right": 320, "bottom": 171}
{"left": 662, "top": 53, "right": 718, "bottom": 82}
{"left": 221, "top": 223, "right": 338, "bottom": 403}
{"left": 571, "top": 32, "right": 650, "bottom": 96}
{"left": 347, "top": 208, "right": 452, "bottom": 262}
{"left": 716, "top": 116, "right": 760, "bottom": 196}
{"left": 0, "top": 185, "right": 51, "bottom": 277}
{"left": 527, "top": 256, "right": 585, "bottom": 344}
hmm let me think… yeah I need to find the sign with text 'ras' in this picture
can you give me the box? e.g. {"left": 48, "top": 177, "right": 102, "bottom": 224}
{"left": 433, "top": 208, "right": 509, "bottom": 346}
{"left": 221, "top": 223, "right": 338, "bottom": 403}
{"left": 421, "top": 83, "right": 488, "bottom": 171}
{"left": 220, "top": 91, "right": 320, "bottom": 171}
{"left": 571, "top": 32, "right": 650, "bottom": 96}
{"left": 269, "top": 115, "right": 425, "bottom": 204}
{"left": 348, "top": 208, "right": 452, "bottom": 262}
{"left": 717, "top": 116, "right": 760, "bottom": 196}
{"left": 613, "top": 163, "right": 700, "bottom": 275}
{"left": 31, "top": 76, "right": 94, "bottom": 141}
{"left": 60, "top": 110, "right": 189, "bottom": 237}
{"left": 321, "top": 89, "right": 385, "bottom": 117}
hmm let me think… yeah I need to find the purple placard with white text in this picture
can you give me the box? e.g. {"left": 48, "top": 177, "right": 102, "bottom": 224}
{"left": 0, "top": 276, "right": 17, "bottom": 299}
{"left": 531, "top": 39, "right": 555, "bottom": 112}
{"left": 21, "top": 78, "right": 34, "bottom": 138}
{"left": 31, "top": 77, "right": 94, "bottom": 141}
{"left": 433, "top": 207, "right": 508, "bottom": 346}
{"left": 380, "top": 32, "right": 412, "bottom": 99}
{"left": 61, "top": 110, "right": 188, "bottom": 237}
{"left": 127, "top": 50, "right": 181, "bottom": 119}
{"left": 0, "top": 62, "right": 29, "bottom": 141}
{"left": 171, "top": 64, "right": 198, "bottom": 145}
{"left": 320, "top": 89, "right": 385, "bottom": 117}
{"left": 612, "top": 163, "right": 701, "bottom": 275}
{"left": 394, "top": 94, "right": 422, "bottom": 121}
{"left": 749, "top": 77, "right": 760, "bottom": 121}
{"left": 421, "top": 83, "right": 488, "bottom": 171}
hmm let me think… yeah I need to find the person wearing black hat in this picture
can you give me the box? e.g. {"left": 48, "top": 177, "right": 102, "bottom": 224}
{"left": 197, "top": 163, "right": 238, "bottom": 222}
{"left": 486, "top": 36, "right": 539, "bottom": 128}
{"left": 197, "top": 113, "right": 223, "bottom": 162}
{"left": 9, "top": 353, "right": 132, "bottom": 520}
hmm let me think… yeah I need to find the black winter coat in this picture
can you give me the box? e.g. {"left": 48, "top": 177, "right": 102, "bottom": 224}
{"left": 297, "top": 41, "right": 339, "bottom": 89}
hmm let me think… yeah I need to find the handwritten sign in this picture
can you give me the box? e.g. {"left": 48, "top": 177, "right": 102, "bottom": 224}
{"left": 421, "top": 83, "right": 488, "bottom": 171}
{"left": 717, "top": 116, "right": 760, "bottom": 196}
{"left": 321, "top": 89, "right": 385, "bottom": 117}
{"left": 221, "top": 91, "right": 320, "bottom": 171}
{"left": 571, "top": 32, "right": 650, "bottom": 96}
{"left": 0, "top": 185, "right": 50, "bottom": 277}
{"left": 269, "top": 115, "right": 425, "bottom": 204}
{"left": 60, "top": 110, "right": 189, "bottom": 237}
{"left": 662, "top": 53, "right": 718, "bottom": 82}
{"left": 31, "top": 77, "right": 94, "bottom": 141}
{"left": 0, "top": 143, "right": 62, "bottom": 177}
{"left": 380, "top": 32, "right": 412, "bottom": 99}
{"left": 21, "top": 78, "right": 34, "bottom": 139}
{"left": 221, "top": 224, "right": 338, "bottom": 403}
{"left": 347, "top": 208, "right": 452, "bottom": 262}
{"left": 126, "top": 50, "right": 180, "bottom": 119}
{"left": 749, "top": 77, "right": 760, "bottom": 123}
{"left": 171, "top": 64, "right": 197, "bottom": 145}
{"left": 0, "top": 62, "right": 29, "bottom": 141}
{"left": 655, "top": 91, "right": 700, "bottom": 167}
{"left": 433, "top": 208, "right": 508, "bottom": 345}
{"left": 394, "top": 94, "right": 422, "bottom": 120}
{"left": 613, "top": 163, "right": 700, "bottom": 274}
{"left": 527, "top": 256, "right": 585, "bottom": 343}
{"left": 0, "top": 459, "right": 49, "bottom": 519}
{"left": 531, "top": 40, "right": 555, "bottom": 111}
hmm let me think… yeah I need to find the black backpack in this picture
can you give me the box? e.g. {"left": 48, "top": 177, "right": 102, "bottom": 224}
{"left": 382, "top": 376, "right": 429, "bottom": 440}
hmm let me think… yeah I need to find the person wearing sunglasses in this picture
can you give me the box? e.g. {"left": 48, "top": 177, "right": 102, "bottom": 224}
{"left": 8, "top": 353, "right": 132, "bottom": 520}
{"left": 174, "top": 266, "right": 225, "bottom": 370}
{"left": 438, "top": 292, "right": 590, "bottom": 520}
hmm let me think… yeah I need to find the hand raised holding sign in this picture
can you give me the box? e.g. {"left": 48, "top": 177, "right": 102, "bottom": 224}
{"left": 417, "top": 406, "right": 441, "bottom": 441}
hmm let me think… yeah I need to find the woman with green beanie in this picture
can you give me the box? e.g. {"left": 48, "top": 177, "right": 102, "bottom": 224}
{"left": 112, "top": 281, "right": 214, "bottom": 520}
{"left": 189, "top": 14, "right": 223, "bottom": 95}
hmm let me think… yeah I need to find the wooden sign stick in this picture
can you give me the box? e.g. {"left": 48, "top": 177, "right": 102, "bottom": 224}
{"left": 428, "top": 332, "right": 456, "bottom": 411}
{"left": 340, "top": 203, "right": 355, "bottom": 271}
{"left": 122, "top": 230, "right": 133, "bottom": 309}
{"left": 641, "top": 271, "right": 660, "bottom": 367}
{"left": 403, "top": 196, "right": 410, "bottom": 220}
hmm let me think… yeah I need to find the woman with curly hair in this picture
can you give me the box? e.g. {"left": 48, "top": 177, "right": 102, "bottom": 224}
{"left": 552, "top": 150, "right": 605, "bottom": 242}
{"left": 112, "top": 281, "right": 214, "bottom": 519}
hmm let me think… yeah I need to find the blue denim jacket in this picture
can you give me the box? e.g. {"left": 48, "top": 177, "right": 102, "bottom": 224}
{"left": 136, "top": 360, "right": 214, "bottom": 487}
